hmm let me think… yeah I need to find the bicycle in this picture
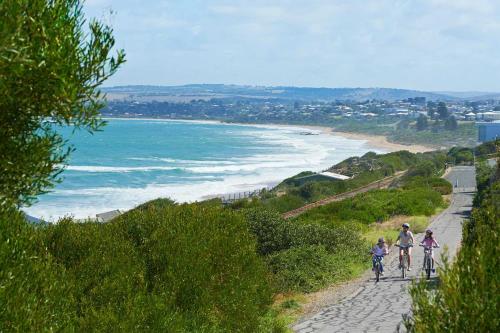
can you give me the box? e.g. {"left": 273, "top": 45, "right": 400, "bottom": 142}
{"left": 395, "top": 244, "right": 413, "bottom": 278}
{"left": 420, "top": 244, "right": 438, "bottom": 280}
{"left": 373, "top": 255, "right": 384, "bottom": 282}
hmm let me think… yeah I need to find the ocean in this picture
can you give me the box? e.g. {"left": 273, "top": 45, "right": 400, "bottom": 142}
{"left": 24, "top": 119, "right": 383, "bottom": 220}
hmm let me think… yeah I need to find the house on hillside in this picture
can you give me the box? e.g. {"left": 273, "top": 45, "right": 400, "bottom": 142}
{"left": 96, "top": 209, "right": 122, "bottom": 222}
{"left": 290, "top": 171, "right": 351, "bottom": 186}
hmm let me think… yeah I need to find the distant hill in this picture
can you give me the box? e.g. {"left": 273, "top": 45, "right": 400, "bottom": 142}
{"left": 102, "top": 84, "right": 493, "bottom": 102}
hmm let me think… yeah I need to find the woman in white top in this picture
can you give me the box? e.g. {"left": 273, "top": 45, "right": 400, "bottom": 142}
{"left": 395, "top": 223, "right": 415, "bottom": 270}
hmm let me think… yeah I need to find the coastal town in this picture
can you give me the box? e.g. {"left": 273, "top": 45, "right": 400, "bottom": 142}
{"left": 102, "top": 89, "right": 500, "bottom": 145}
{"left": 104, "top": 94, "right": 500, "bottom": 123}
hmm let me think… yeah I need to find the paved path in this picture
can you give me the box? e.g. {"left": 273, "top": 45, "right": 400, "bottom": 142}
{"left": 293, "top": 166, "right": 476, "bottom": 333}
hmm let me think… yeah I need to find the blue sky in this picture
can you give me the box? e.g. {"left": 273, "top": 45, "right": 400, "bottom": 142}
{"left": 85, "top": 0, "right": 500, "bottom": 92}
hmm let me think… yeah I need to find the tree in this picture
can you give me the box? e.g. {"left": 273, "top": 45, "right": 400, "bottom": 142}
{"left": 437, "top": 102, "right": 449, "bottom": 119}
{"left": 0, "top": 0, "right": 125, "bottom": 209}
{"left": 444, "top": 116, "right": 458, "bottom": 131}
{"left": 416, "top": 114, "right": 428, "bottom": 131}
{"left": 427, "top": 107, "right": 435, "bottom": 119}
{"left": 397, "top": 118, "right": 411, "bottom": 130}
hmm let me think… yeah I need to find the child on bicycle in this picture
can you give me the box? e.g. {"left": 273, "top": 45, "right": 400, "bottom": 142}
{"left": 371, "top": 237, "right": 389, "bottom": 275}
{"left": 420, "top": 228, "right": 440, "bottom": 272}
{"left": 395, "top": 223, "right": 415, "bottom": 271}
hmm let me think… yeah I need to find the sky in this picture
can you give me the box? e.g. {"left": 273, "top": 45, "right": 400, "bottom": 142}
{"left": 85, "top": 0, "right": 500, "bottom": 92}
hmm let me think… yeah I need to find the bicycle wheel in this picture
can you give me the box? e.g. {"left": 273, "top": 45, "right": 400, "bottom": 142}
{"left": 375, "top": 263, "right": 380, "bottom": 282}
{"left": 401, "top": 255, "right": 406, "bottom": 279}
{"left": 425, "top": 256, "right": 431, "bottom": 280}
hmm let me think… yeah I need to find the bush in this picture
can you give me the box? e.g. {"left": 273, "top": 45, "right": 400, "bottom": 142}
{"left": 288, "top": 223, "right": 366, "bottom": 256}
{"left": 297, "top": 188, "right": 444, "bottom": 226}
{"left": 113, "top": 204, "right": 273, "bottom": 332}
{"left": 2, "top": 203, "right": 276, "bottom": 332}
{"left": 267, "top": 245, "right": 348, "bottom": 293}
{"left": 447, "top": 147, "right": 474, "bottom": 165}
{"left": 243, "top": 208, "right": 291, "bottom": 255}
{"left": 406, "top": 160, "right": 438, "bottom": 178}
{"left": 402, "top": 176, "right": 452, "bottom": 195}
{"left": 0, "top": 209, "right": 75, "bottom": 332}
{"left": 407, "top": 170, "right": 499, "bottom": 332}
{"left": 43, "top": 219, "right": 149, "bottom": 331}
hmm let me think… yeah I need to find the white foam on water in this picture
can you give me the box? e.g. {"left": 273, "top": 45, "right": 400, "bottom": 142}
{"left": 67, "top": 165, "right": 180, "bottom": 173}
{"left": 25, "top": 123, "right": 383, "bottom": 220}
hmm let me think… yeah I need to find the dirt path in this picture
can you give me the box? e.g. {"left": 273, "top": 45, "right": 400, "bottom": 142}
{"left": 292, "top": 166, "right": 476, "bottom": 333}
{"left": 282, "top": 171, "right": 406, "bottom": 219}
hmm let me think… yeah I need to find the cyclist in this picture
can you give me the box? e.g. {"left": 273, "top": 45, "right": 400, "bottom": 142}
{"left": 395, "top": 223, "right": 415, "bottom": 271}
{"left": 371, "top": 237, "right": 389, "bottom": 275}
{"left": 420, "top": 228, "right": 440, "bottom": 273}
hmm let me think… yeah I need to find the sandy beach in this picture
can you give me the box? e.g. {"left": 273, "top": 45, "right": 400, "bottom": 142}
{"left": 108, "top": 118, "right": 433, "bottom": 154}
{"left": 217, "top": 121, "right": 434, "bottom": 154}
{"left": 296, "top": 125, "right": 434, "bottom": 153}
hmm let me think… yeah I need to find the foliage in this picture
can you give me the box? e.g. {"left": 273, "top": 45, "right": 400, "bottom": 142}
{"left": 243, "top": 209, "right": 291, "bottom": 256}
{"left": 296, "top": 187, "right": 444, "bottom": 227}
{"left": 416, "top": 114, "right": 428, "bottom": 131}
{"left": 0, "top": 0, "right": 125, "bottom": 209}
{"left": 243, "top": 208, "right": 366, "bottom": 255}
{"left": 437, "top": 102, "right": 449, "bottom": 119}
{"left": 267, "top": 245, "right": 366, "bottom": 293}
{"left": 0, "top": 209, "right": 75, "bottom": 332}
{"left": 444, "top": 116, "right": 458, "bottom": 131}
{"left": 113, "top": 204, "right": 273, "bottom": 332}
{"left": 334, "top": 119, "right": 477, "bottom": 148}
{"left": 1, "top": 203, "right": 275, "bottom": 332}
{"left": 405, "top": 160, "right": 439, "bottom": 178}
{"left": 259, "top": 150, "right": 423, "bottom": 213}
{"left": 447, "top": 147, "right": 474, "bottom": 164}
{"left": 242, "top": 207, "right": 368, "bottom": 294}
{"left": 402, "top": 176, "right": 452, "bottom": 195}
{"left": 407, "top": 162, "right": 499, "bottom": 332}
{"left": 474, "top": 139, "right": 498, "bottom": 157}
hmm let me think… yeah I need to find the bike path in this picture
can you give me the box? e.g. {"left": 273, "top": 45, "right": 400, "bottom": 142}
{"left": 293, "top": 167, "right": 476, "bottom": 333}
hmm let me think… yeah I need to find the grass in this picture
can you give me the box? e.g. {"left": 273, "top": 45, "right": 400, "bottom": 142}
{"left": 362, "top": 210, "right": 446, "bottom": 247}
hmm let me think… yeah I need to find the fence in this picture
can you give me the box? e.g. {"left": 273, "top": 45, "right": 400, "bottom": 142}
{"left": 218, "top": 186, "right": 273, "bottom": 204}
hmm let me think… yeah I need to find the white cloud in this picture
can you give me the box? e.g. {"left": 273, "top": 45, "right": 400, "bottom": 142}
{"left": 85, "top": 0, "right": 500, "bottom": 91}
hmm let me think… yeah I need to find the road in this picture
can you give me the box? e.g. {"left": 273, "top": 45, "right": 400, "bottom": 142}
{"left": 293, "top": 166, "right": 476, "bottom": 333}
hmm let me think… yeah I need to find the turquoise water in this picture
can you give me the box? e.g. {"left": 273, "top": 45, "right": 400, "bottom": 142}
{"left": 25, "top": 119, "right": 381, "bottom": 220}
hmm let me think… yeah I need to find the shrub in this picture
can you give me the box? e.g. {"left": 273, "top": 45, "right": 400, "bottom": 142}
{"left": 267, "top": 245, "right": 346, "bottom": 293}
{"left": 43, "top": 219, "right": 148, "bottom": 331}
{"left": 243, "top": 208, "right": 291, "bottom": 255}
{"left": 4, "top": 203, "right": 275, "bottom": 332}
{"left": 288, "top": 223, "right": 366, "bottom": 256}
{"left": 406, "top": 160, "right": 438, "bottom": 178}
{"left": 113, "top": 204, "right": 273, "bottom": 332}
{"left": 407, "top": 170, "right": 499, "bottom": 332}
{"left": 402, "top": 176, "right": 452, "bottom": 195}
{"left": 0, "top": 209, "right": 75, "bottom": 332}
{"left": 132, "top": 197, "right": 177, "bottom": 212}
{"left": 447, "top": 147, "right": 474, "bottom": 165}
{"left": 297, "top": 187, "right": 444, "bottom": 226}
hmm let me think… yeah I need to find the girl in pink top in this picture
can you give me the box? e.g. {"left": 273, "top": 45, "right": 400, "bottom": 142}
{"left": 420, "top": 229, "right": 440, "bottom": 272}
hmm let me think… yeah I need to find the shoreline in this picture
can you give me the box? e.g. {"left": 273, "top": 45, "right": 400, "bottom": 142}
{"left": 104, "top": 117, "right": 433, "bottom": 154}
{"left": 328, "top": 130, "right": 434, "bottom": 153}
{"left": 219, "top": 121, "right": 434, "bottom": 154}
{"left": 31, "top": 118, "right": 433, "bottom": 221}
